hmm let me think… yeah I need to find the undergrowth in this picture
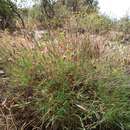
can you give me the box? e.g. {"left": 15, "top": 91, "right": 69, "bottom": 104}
{"left": 0, "top": 32, "right": 130, "bottom": 130}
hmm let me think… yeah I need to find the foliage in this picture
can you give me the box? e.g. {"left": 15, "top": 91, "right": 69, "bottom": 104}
{"left": 0, "top": 32, "right": 130, "bottom": 130}
{"left": 77, "top": 13, "right": 113, "bottom": 33}
{"left": 36, "top": 0, "right": 99, "bottom": 28}
{"left": 0, "top": 0, "right": 24, "bottom": 30}
{"left": 57, "top": 0, "right": 98, "bottom": 12}
{"left": 115, "top": 16, "right": 130, "bottom": 33}
{"left": 1, "top": 1, "right": 130, "bottom": 130}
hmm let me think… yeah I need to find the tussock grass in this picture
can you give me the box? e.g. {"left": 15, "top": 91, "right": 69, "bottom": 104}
{"left": 0, "top": 30, "right": 130, "bottom": 130}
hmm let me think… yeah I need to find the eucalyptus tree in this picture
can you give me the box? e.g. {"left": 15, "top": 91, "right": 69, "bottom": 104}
{"left": 39, "top": 0, "right": 98, "bottom": 19}
{"left": 0, "top": 0, "right": 25, "bottom": 30}
{"left": 40, "top": 0, "right": 55, "bottom": 18}
{"left": 57, "top": 0, "right": 98, "bottom": 12}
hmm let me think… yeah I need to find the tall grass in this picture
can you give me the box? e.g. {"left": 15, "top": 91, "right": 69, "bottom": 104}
{"left": 0, "top": 30, "right": 130, "bottom": 130}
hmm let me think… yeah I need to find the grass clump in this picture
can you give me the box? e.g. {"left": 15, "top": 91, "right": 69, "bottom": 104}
{"left": 1, "top": 36, "right": 129, "bottom": 130}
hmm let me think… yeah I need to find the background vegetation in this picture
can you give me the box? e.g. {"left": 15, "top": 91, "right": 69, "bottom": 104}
{"left": 1, "top": 0, "right": 130, "bottom": 130}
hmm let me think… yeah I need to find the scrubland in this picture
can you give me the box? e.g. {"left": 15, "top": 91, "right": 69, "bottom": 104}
{"left": 1, "top": 9, "right": 130, "bottom": 130}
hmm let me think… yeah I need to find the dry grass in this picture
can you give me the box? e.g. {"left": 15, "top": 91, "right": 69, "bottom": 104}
{"left": 1, "top": 27, "right": 130, "bottom": 130}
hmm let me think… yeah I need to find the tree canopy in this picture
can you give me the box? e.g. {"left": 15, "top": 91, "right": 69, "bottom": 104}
{"left": 0, "top": 0, "right": 25, "bottom": 30}
{"left": 40, "top": 0, "right": 98, "bottom": 18}
{"left": 0, "top": 0, "right": 98, "bottom": 29}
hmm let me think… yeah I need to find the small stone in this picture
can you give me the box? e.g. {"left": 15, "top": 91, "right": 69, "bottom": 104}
{"left": 0, "top": 70, "right": 5, "bottom": 76}
{"left": 33, "top": 30, "right": 48, "bottom": 41}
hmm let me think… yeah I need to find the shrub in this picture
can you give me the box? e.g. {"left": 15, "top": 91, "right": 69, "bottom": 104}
{"left": 77, "top": 13, "right": 113, "bottom": 33}
{"left": 115, "top": 16, "right": 130, "bottom": 33}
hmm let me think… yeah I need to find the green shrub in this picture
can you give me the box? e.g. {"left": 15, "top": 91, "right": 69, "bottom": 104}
{"left": 77, "top": 13, "right": 112, "bottom": 33}
{"left": 115, "top": 17, "right": 130, "bottom": 33}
